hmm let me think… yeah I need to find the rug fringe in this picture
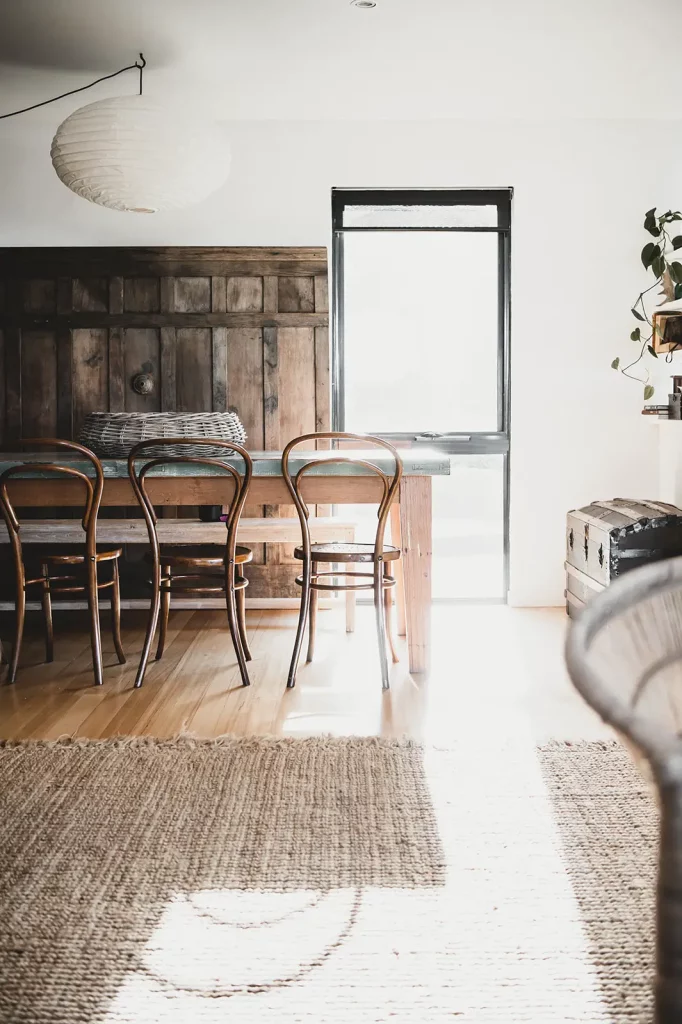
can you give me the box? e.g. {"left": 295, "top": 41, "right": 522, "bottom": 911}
{"left": 0, "top": 733, "right": 424, "bottom": 750}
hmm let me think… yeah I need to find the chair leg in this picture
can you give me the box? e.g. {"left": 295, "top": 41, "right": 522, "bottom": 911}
{"left": 384, "top": 564, "right": 400, "bottom": 664}
{"left": 307, "top": 587, "right": 318, "bottom": 663}
{"left": 40, "top": 563, "right": 54, "bottom": 664}
{"left": 7, "top": 582, "right": 26, "bottom": 684}
{"left": 155, "top": 564, "right": 171, "bottom": 661}
{"left": 288, "top": 558, "right": 312, "bottom": 689}
{"left": 135, "top": 557, "right": 161, "bottom": 689}
{"left": 111, "top": 559, "right": 126, "bottom": 665}
{"left": 345, "top": 563, "right": 356, "bottom": 633}
{"left": 374, "top": 560, "right": 390, "bottom": 691}
{"left": 225, "top": 560, "right": 251, "bottom": 687}
{"left": 236, "top": 584, "right": 252, "bottom": 662}
{"left": 86, "top": 557, "right": 104, "bottom": 687}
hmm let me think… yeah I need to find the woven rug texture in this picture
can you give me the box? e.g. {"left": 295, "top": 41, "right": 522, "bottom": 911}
{"left": 0, "top": 736, "right": 658, "bottom": 1023}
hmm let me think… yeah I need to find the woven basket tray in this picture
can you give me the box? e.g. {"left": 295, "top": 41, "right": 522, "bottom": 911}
{"left": 78, "top": 412, "right": 247, "bottom": 458}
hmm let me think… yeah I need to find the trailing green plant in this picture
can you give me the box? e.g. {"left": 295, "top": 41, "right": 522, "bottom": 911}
{"left": 612, "top": 207, "right": 682, "bottom": 400}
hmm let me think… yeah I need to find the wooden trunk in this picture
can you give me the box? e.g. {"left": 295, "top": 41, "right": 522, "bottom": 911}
{"left": 565, "top": 498, "right": 682, "bottom": 616}
{"left": 0, "top": 247, "right": 330, "bottom": 597}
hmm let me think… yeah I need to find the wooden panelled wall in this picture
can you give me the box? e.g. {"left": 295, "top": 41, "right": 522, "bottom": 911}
{"left": 0, "top": 247, "right": 330, "bottom": 596}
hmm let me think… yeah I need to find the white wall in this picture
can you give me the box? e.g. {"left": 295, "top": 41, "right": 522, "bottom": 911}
{"left": 0, "top": 114, "right": 677, "bottom": 605}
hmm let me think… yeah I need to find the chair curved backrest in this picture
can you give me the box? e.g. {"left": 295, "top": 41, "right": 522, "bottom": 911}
{"left": 281, "top": 431, "right": 403, "bottom": 563}
{"left": 565, "top": 555, "right": 682, "bottom": 1021}
{"left": 0, "top": 439, "right": 104, "bottom": 571}
{"left": 127, "top": 437, "right": 253, "bottom": 570}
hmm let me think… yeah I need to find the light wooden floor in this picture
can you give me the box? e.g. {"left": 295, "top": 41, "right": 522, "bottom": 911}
{"left": 0, "top": 603, "right": 611, "bottom": 743}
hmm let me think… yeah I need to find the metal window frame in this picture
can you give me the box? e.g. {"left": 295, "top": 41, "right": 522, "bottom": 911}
{"left": 331, "top": 186, "right": 513, "bottom": 599}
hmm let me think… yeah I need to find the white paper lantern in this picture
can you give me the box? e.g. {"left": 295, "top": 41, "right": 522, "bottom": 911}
{"left": 50, "top": 95, "right": 231, "bottom": 213}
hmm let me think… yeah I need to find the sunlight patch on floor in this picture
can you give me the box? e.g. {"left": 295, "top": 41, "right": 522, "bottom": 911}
{"left": 102, "top": 740, "right": 609, "bottom": 1023}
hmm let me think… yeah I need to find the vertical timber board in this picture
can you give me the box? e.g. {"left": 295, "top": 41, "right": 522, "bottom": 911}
{"left": 0, "top": 328, "right": 4, "bottom": 446}
{"left": 56, "top": 277, "right": 73, "bottom": 438}
{"left": 5, "top": 280, "right": 23, "bottom": 441}
{"left": 211, "top": 276, "right": 228, "bottom": 413}
{"left": 108, "top": 278, "right": 125, "bottom": 412}
{"left": 176, "top": 328, "right": 212, "bottom": 412}
{"left": 21, "top": 330, "right": 58, "bottom": 437}
{"left": 5, "top": 328, "right": 21, "bottom": 442}
{"left": 227, "top": 326, "right": 265, "bottom": 563}
{"left": 159, "top": 277, "right": 176, "bottom": 412}
{"left": 72, "top": 329, "right": 109, "bottom": 438}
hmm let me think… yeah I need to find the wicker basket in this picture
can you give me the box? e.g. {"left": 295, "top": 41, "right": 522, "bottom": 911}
{"left": 78, "top": 411, "right": 247, "bottom": 458}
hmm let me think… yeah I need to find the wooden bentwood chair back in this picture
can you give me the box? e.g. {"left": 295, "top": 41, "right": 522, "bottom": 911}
{"left": 282, "top": 431, "right": 403, "bottom": 691}
{"left": 128, "top": 438, "right": 253, "bottom": 689}
{"left": 0, "top": 439, "right": 125, "bottom": 686}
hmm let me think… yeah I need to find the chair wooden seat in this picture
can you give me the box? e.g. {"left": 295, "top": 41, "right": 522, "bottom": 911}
{"left": 294, "top": 542, "right": 400, "bottom": 562}
{"left": 46, "top": 548, "right": 123, "bottom": 565}
{"left": 144, "top": 545, "right": 252, "bottom": 568}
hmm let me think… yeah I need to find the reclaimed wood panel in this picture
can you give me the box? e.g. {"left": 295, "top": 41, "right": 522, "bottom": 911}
{"left": 176, "top": 328, "right": 212, "bottom": 412}
{"left": 0, "top": 247, "right": 329, "bottom": 597}
{"left": 21, "top": 330, "right": 58, "bottom": 436}
{"left": 124, "top": 278, "right": 159, "bottom": 312}
{"left": 72, "top": 329, "right": 108, "bottom": 438}
{"left": 174, "top": 277, "right": 211, "bottom": 313}
{"left": 73, "top": 278, "right": 108, "bottom": 312}
{"left": 227, "top": 277, "right": 262, "bottom": 312}
{"left": 123, "top": 328, "right": 160, "bottom": 413}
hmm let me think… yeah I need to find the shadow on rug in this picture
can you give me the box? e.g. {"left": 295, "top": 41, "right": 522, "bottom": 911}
{"left": 537, "top": 740, "right": 658, "bottom": 1024}
{"left": 0, "top": 736, "right": 445, "bottom": 1023}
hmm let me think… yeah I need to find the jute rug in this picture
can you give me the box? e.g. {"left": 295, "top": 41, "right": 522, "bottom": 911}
{"left": 0, "top": 736, "right": 658, "bottom": 1023}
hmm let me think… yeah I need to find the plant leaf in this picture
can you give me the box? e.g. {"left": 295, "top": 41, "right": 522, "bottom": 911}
{"left": 644, "top": 384, "right": 655, "bottom": 400}
{"left": 645, "top": 207, "right": 657, "bottom": 217}
{"left": 670, "top": 261, "right": 682, "bottom": 284}
{"left": 611, "top": 357, "right": 620, "bottom": 369}
{"left": 645, "top": 212, "right": 660, "bottom": 236}
{"left": 673, "top": 236, "right": 682, "bottom": 250}
{"left": 632, "top": 308, "right": 646, "bottom": 321}
{"left": 652, "top": 255, "right": 666, "bottom": 278}
{"left": 675, "top": 282, "right": 682, "bottom": 300}
{"left": 641, "top": 241, "right": 658, "bottom": 267}
{"left": 648, "top": 345, "right": 659, "bottom": 358}
{"left": 630, "top": 327, "right": 641, "bottom": 341}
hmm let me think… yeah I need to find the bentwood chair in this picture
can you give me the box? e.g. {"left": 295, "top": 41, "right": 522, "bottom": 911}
{"left": 128, "top": 438, "right": 253, "bottom": 689}
{"left": 282, "top": 431, "right": 403, "bottom": 691}
{"left": 565, "top": 555, "right": 682, "bottom": 1024}
{"left": 0, "top": 439, "right": 126, "bottom": 686}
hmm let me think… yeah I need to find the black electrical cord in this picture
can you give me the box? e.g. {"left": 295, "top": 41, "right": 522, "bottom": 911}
{"left": 0, "top": 53, "right": 146, "bottom": 120}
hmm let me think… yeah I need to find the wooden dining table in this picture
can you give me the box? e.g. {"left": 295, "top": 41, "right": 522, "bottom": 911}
{"left": 0, "top": 449, "right": 449, "bottom": 673}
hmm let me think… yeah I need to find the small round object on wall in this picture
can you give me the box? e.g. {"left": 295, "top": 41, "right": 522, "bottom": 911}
{"left": 50, "top": 95, "right": 231, "bottom": 213}
{"left": 350, "top": 1, "right": 377, "bottom": 7}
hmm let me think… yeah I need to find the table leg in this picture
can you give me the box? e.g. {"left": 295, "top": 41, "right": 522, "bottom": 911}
{"left": 399, "top": 476, "right": 432, "bottom": 674}
{"left": 389, "top": 501, "right": 407, "bottom": 637}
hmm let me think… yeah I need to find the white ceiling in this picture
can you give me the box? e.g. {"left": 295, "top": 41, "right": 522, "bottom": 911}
{"left": 0, "top": 0, "right": 680, "bottom": 121}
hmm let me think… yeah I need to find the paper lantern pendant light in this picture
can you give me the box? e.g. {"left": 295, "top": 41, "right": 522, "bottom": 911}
{"left": 50, "top": 95, "right": 230, "bottom": 213}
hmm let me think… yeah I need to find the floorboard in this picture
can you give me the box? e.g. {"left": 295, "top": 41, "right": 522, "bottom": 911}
{"left": 0, "top": 604, "right": 611, "bottom": 743}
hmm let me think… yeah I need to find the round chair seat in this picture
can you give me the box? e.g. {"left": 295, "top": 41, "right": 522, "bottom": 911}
{"left": 144, "top": 544, "right": 252, "bottom": 568}
{"left": 293, "top": 542, "right": 400, "bottom": 562}
{"left": 45, "top": 548, "right": 123, "bottom": 565}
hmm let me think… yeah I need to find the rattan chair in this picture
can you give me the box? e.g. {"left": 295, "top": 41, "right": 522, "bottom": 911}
{"left": 565, "top": 555, "right": 682, "bottom": 1024}
{"left": 0, "top": 439, "right": 125, "bottom": 686}
{"left": 282, "top": 431, "right": 402, "bottom": 691}
{"left": 128, "top": 438, "right": 253, "bottom": 689}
